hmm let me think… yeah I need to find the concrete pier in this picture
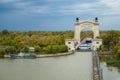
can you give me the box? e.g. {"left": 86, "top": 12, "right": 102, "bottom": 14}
{"left": 92, "top": 51, "right": 102, "bottom": 80}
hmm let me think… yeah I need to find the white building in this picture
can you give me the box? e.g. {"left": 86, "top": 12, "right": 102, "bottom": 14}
{"left": 29, "top": 47, "right": 35, "bottom": 52}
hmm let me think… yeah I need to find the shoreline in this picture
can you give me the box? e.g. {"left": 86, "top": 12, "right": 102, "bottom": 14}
{"left": 3, "top": 51, "right": 74, "bottom": 58}
{"left": 36, "top": 51, "right": 74, "bottom": 58}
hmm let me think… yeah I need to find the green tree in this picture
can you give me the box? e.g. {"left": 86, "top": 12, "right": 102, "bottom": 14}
{"left": 47, "top": 45, "right": 53, "bottom": 53}
{"left": 5, "top": 46, "right": 17, "bottom": 54}
{"left": 115, "top": 46, "right": 120, "bottom": 59}
{"left": 0, "top": 48, "right": 6, "bottom": 56}
{"left": 100, "top": 44, "right": 107, "bottom": 51}
{"left": 52, "top": 45, "right": 59, "bottom": 53}
{"left": 34, "top": 46, "right": 41, "bottom": 53}
{"left": 59, "top": 45, "right": 68, "bottom": 52}
{"left": 101, "top": 30, "right": 119, "bottom": 50}
{"left": 2, "top": 30, "right": 9, "bottom": 35}
{"left": 23, "top": 46, "right": 29, "bottom": 53}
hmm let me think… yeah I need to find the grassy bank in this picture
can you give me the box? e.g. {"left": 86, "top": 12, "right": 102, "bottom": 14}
{"left": 107, "top": 60, "right": 120, "bottom": 69}
{"left": 99, "top": 55, "right": 120, "bottom": 69}
{"left": 99, "top": 55, "right": 113, "bottom": 62}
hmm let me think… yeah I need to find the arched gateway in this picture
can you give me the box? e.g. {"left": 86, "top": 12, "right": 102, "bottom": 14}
{"left": 65, "top": 18, "right": 102, "bottom": 51}
{"left": 74, "top": 17, "right": 99, "bottom": 43}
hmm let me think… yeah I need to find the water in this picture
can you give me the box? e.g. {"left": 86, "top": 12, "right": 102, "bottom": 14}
{"left": 101, "top": 62, "right": 120, "bottom": 80}
{"left": 0, "top": 52, "right": 92, "bottom": 80}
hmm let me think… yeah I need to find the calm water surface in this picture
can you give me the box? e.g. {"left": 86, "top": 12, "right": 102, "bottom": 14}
{"left": 101, "top": 62, "right": 120, "bottom": 80}
{"left": 0, "top": 52, "right": 92, "bottom": 80}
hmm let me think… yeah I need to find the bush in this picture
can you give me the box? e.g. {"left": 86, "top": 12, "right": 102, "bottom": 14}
{"left": 5, "top": 46, "right": 17, "bottom": 54}
{"left": 59, "top": 45, "right": 68, "bottom": 52}
{"left": 23, "top": 46, "right": 29, "bottom": 53}
{"left": 115, "top": 46, "right": 120, "bottom": 59}
{"left": 34, "top": 46, "right": 42, "bottom": 53}
{"left": 45, "top": 45, "right": 68, "bottom": 54}
{"left": 0, "top": 48, "right": 6, "bottom": 56}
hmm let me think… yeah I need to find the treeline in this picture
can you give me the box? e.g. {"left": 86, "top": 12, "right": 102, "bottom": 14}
{"left": 99, "top": 30, "right": 120, "bottom": 60}
{"left": 0, "top": 29, "right": 120, "bottom": 59}
{"left": 0, "top": 30, "right": 74, "bottom": 56}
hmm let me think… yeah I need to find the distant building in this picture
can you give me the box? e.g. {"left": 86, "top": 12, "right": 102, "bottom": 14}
{"left": 29, "top": 47, "right": 35, "bottom": 52}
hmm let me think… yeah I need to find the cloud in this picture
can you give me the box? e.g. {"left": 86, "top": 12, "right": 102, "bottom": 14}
{"left": 0, "top": 0, "right": 20, "bottom": 3}
{"left": 1, "top": 0, "right": 120, "bottom": 16}
{"left": 0, "top": 0, "right": 120, "bottom": 31}
{"left": 13, "top": 2, "right": 50, "bottom": 14}
{"left": 99, "top": 16, "right": 120, "bottom": 30}
{"left": 59, "top": 3, "right": 96, "bottom": 15}
{"left": 58, "top": 0, "right": 120, "bottom": 16}
{"left": 100, "top": 0, "right": 120, "bottom": 8}
{"left": 99, "top": 0, "right": 120, "bottom": 15}
{"left": 0, "top": 0, "right": 50, "bottom": 15}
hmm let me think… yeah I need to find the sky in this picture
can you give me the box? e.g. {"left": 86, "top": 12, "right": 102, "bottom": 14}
{"left": 0, "top": 0, "right": 120, "bottom": 31}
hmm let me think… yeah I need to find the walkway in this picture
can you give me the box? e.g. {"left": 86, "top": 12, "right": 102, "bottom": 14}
{"left": 92, "top": 51, "right": 103, "bottom": 80}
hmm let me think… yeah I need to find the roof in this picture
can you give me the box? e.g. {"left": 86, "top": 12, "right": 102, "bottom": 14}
{"left": 93, "top": 39, "right": 102, "bottom": 41}
{"left": 29, "top": 47, "right": 34, "bottom": 49}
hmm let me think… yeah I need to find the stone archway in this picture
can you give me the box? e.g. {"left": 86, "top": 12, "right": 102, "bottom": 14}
{"left": 80, "top": 28, "right": 94, "bottom": 41}
{"left": 65, "top": 17, "right": 102, "bottom": 51}
{"left": 74, "top": 18, "right": 99, "bottom": 43}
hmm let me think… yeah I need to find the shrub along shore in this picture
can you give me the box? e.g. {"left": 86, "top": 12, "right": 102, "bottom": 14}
{"left": 36, "top": 51, "right": 74, "bottom": 58}
{"left": 3, "top": 51, "right": 74, "bottom": 58}
{"left": 0, "top": 30, "right": 120, "bottom": 61}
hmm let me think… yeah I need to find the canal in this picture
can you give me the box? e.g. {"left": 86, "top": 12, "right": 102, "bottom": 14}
{"left": 101, "top": 62, "right": 120, "bottom": 80}
{"left": 0, "top": 52, "right": 92, "bottom": 80}
{"left": 0, "top": 52, "right": 120, "bottom": 80}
